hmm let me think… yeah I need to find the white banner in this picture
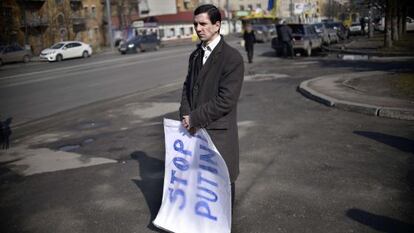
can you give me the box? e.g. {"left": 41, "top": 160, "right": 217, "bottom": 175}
{"left": 153, "top": 119, "right": 232, "bottom": 233}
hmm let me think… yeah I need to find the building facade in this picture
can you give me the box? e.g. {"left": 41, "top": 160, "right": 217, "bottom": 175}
{"left": 0, "top": 0, "right": 105, "bottom": 55}
{"left": 275, "top": 0, "right": 349, "bottom": 23}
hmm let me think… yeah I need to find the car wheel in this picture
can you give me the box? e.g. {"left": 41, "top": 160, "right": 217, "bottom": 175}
{"left": 139, "top": 45, "right": 145, "bottom": 52}
{"left": 82, "top": 51, "right": 89, "bottom": 58}
{"left": 56, "top": 54, "right": 63, "bottom": 62}
{"left": 23, "top": 55, "right": 30, "bottom": 63}
{"left": 305, "top": 44, "right": 312, "bottom": 57}
{"left": 326, "top": 37, "right": 331, "bottom": 45}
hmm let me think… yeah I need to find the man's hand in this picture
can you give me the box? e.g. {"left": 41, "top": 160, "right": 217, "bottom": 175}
{"left": 182, "top": 115, "right": 191, "bottom": 130}
{"left": 182, "top": 115, "right": 197, "bottom": 135}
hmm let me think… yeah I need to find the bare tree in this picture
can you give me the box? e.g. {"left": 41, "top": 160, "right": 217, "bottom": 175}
{"left": 391, "top": 0, "right": 398, "bottom": 41}
{"left": 384, "top": 0, "right": 392, "bottom": 47}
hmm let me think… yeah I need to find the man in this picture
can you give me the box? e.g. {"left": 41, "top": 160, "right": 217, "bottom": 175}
{"left": 243, "top": 24, "right": 256, "bottom": 63}
{"left": 179, "top": 4, "right": 244, "bottom": 208}
{"left": 360, "top": 17, "right": 366, "bottom": 36}
{"left": 277, "top": 20, "right": 294, "bottom": 58}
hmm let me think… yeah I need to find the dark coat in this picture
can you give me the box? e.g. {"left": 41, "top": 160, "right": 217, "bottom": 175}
{"left": 179, "top": 36, "right": 244, "bottom": 182}
{"left": 243, "top": 31, "right": 256, "bottom": 50}
{"left": 277, "top": 24, "right": 293, "bottom": 42}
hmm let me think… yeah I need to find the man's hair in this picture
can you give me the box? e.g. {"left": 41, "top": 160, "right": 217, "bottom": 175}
{"left": 194, "top": 4, "right": 221, "bottom": 24}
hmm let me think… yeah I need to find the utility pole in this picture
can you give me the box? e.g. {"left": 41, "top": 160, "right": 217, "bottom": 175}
{"left": 105, "top": 0, "right": 114, "bottom": 52}
{"left": 226, "top": 0, "right": 231, "bottom": 34}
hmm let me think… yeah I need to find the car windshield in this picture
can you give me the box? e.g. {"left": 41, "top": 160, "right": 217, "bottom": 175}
{"left": 325, "top": 23, "right": 337, "bottom": 29}
{"left": 127, "top": 37, "right": 140, "bottom": 43}
{"left": 252, "top": 25, "right": 265, "bottom": 30}
{"left": 313, "top": 23, "right": 323, "bottom": 29}
{"left": 51, "top": 43, "right": 65, "bottom": 49}
{"left": 289, "top": 25, "right": 305, "bottom": 34}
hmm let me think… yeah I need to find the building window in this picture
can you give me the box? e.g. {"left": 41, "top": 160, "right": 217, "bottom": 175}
{"left": 57, "top": 14, "right": 65, "bottom": 27}
{"left": 240, "top": 5, "right": 244, "bottom": 11}
{"left": 84, "top": 6, "right": 88, "bottom": 17}
{"left": 184, "top": 0, "right": 191, "bottom": 10}
{"left": 159, "top": 29, "right": 165, "bottom": 38}
{"left": 248, "top": 4, "right": 253, "bottom": 10}
{"left": 180, "top": 27, "right": 185, "bottom": 36}
{"left": 256, "top": 4, "right": 261, "bottom": 9}
{"left": 91, "top": 6, "right": 96, "bottom": 18}
{"left": 89, "top": 28, "right": 94, "bottom": 40}
{"left": 169, "top": 28, "right": 175, "bottom": 37}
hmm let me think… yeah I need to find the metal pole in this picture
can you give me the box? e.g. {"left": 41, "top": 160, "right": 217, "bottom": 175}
{"left": 226, "top": 0, "right": 231, "bottom": 34}
{"left": 105, "top": 0, "right": 114, "bottom": 52}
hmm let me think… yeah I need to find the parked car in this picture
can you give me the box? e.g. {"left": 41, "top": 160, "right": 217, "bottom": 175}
{"left": 39, "top": 41, "right": 92, "bottom": 62}
{"left": 272, "top": 24, "right": 322, "bottom": 57}
{"left": 118, "top": 34, "right": 160, "bottom": 54}
{"left": 348, "top": 22, "right": 362, "bottom": 35}
{"left": 0, "top": 44, "right": 32, "bottom": 66}
{"left": 325, "top": 22, "right": 349, "bottom": 40}
{"left": 252, "top": 24, "right": 276, "bottom": 42}
{"left": 312, "top": 23, "right": 339, "bottom": 45}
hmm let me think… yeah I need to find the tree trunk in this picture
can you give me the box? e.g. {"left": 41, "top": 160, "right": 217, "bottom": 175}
{"left": 392, "top": 0, "right": 398, "bottom": 41}
{"left": 368, "top": 1, "right": 374, "bottom": 38}
{"left": 384, "top": 0, "right": 392, "bottom": 47}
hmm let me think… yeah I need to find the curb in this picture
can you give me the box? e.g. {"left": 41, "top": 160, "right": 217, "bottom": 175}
{"left": 298, "top": 73, "right": 414, "bottom": 121}
{"left": 323, "top": 45, "right": 414, "bottom": 57}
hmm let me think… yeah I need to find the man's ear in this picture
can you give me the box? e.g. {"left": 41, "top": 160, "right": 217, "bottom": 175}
{"left": 215, "top": 21, "right": 221, "bottom": 33}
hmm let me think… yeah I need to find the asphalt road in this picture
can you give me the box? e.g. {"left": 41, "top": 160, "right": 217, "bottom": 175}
{"left": 0, "top": 38, "right": 413, "bottom": 233}
{"left": 0, "top": 37, "right": 280, "bottom": 126}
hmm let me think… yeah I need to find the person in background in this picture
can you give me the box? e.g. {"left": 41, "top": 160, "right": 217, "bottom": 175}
{"left": 243, "top": 24, "right": 256, "bottom": 63}
{"left": 277, "top": 20, "right": 294, "bottom": 58}
{"left": 360, "top": 17, "right": 366, "bottom": 36}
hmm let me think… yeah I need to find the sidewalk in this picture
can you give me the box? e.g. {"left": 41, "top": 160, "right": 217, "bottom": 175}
{"left": 325, "top": 32, "right": 414, "bottom": 56}
{"left": 299, "top": 33, "right": 414, "bottom": 120}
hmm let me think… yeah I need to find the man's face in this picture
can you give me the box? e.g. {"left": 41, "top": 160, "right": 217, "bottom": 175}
{"left": 193, "top": 13, "right": 220, "bottom": 43}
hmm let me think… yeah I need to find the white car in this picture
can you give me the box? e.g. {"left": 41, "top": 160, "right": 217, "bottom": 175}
{"left": 39, "top": 41, "right": 92, "bottom": 62}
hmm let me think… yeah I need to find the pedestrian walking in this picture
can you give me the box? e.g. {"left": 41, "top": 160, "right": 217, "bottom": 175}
{"left": 179, "top": 4, "right": 244, "bottom": 209}
{"left": 277, "top": 20, "right": 294, "bottom": 58}
{"left": 360, "top": 17, "right": 366, "bottom": 36}
{"left": 243, "top": 24, "right": 256, "bottom": 63}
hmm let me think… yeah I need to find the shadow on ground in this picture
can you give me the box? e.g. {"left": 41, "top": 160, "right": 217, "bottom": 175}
{"left": 346, "top": 208, "right": 414, "bottom": 233}
{"left": 131, "top": 151, "right": 168, "bottom": 233}
{"left": 354, "top": 131, "right": 414, "bottom": 154}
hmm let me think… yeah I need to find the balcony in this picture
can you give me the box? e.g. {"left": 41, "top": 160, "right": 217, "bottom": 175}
{"left": 20, "top": 16, "right": 49, "bottom": 29}
{"left": 71, "top": 14, "right": 86, "bottom": 26}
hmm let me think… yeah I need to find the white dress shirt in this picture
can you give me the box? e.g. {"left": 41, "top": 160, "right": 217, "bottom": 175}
{"left": 201, "top": 35, "right": 221, "bottom": 65}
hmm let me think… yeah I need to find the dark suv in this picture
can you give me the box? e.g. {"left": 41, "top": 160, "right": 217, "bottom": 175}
{"left": 272, "top": 24, "right": 322, "bottom": 57}
{"left": 118, "top": 34, "right": 161, "bottom": 54}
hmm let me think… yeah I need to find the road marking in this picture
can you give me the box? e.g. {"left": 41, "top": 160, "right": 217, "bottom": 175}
{"left": 0, "top": 46, "right": 192, "bottom": 81}
{"left": 0, "top": 146, "right": 117, "bottom": 176}
{"left": 0, "top": 53, "right": 187, "bottom": 88}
